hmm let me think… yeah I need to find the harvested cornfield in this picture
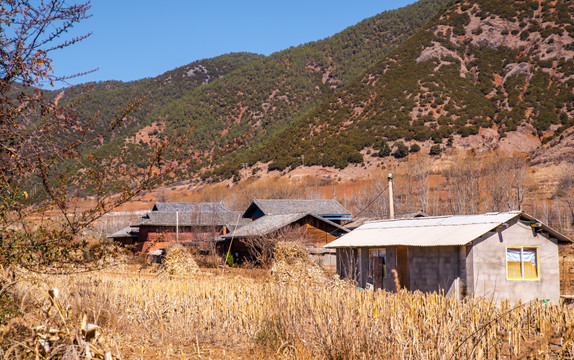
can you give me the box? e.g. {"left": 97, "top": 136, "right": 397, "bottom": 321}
{"left": 2, "top": 266, "right": 574, "bottom": 359}
{"left": 271, "top": 242, "right": 327, "bottom": 286}
{"left": 158, "top": 243, "right": 200, "bottom": 276}
{"left": 0, "top": 283, "right": 120, "bottom": 359}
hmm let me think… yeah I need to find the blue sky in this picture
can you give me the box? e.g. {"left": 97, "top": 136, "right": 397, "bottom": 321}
{"left": 50, "top": 0, "right": 417, "bottom": 87}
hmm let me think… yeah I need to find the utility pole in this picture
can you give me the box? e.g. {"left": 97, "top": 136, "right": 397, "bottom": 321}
{"left": 388, "top": 173, "right": 395, "bottom": 220}
{"left": 301, "top": 155, "right": 305, "bottom": 167}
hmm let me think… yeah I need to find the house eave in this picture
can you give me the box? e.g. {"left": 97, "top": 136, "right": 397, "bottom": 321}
{"left": 324, "top": 211, "right": 574, "bottom": 249}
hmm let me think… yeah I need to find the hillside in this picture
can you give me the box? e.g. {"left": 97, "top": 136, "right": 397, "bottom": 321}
{"left": 34, "top": 0, "right": 574, "bottom": 214}
{"left": 53, "top": 52, "right": 264, "bottom": 144}
{"left": 231, "top": 0, "right": 574, "bottom": 173}
{"left": 151, "top": 0, "right": 451, "bottom": 156}
{"left": 63, "top": 0, "right": 451, "bottom": 181}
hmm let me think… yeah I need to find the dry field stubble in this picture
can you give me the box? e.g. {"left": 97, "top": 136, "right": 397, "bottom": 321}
{"left": 3, "top": 265, "right": 574, "bottom": 359}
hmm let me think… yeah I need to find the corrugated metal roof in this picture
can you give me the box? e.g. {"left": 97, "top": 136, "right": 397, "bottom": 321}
{"left": 325, "top": 212, "right": 522, "bottom": 248}
{"left": 360, "top": 211, "right": 521, "bottom": 230}
{"left": 325, "top": 223, "right": 501, "bottom": 248}
{"left": 345, "top": 212, "right": 428, "bottom": 229}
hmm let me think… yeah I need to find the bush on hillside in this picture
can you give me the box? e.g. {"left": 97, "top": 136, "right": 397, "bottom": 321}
{"left": 429, "top": 144, "right": 442, "bottom": 156}
{"left": 392, "top": 141, "right": 409, "bottom": 159}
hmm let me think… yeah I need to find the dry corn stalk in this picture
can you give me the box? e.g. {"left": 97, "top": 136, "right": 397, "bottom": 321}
{"left": 7, "top": 264, "right": 574, "bottom": 359}
{"left": 3, "top": 288, "right": 118, "bottom": 359}
{"left": 159, "top": 243, "right": 201, "bottom": 276}
{"left": 271, "top": 242, "right": 326, "bottom": 286}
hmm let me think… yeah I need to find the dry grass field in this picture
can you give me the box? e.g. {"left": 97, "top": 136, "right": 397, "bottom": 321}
{"left": 2, "top": 255, "right": 574, "bottom": 360}
{"left": 561, "top": 245, "right": 574, "bottom": 296}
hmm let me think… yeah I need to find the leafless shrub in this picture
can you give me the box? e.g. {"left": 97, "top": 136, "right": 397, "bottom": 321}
{"left": 241, "top": 225, "right": 313, "bottom": 267}
{"left": 155, "top": 187, "right": 170, "bottom": 202}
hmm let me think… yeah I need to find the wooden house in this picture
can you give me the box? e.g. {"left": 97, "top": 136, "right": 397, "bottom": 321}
{"left": 325, "top": 211, "right": 571, "bottom": 304}
{"left": 219, "top": 211, "right": 349, "bottom": 267}
{"left": 129, "top": 205, "right": 249, "bottom": 253}
{"left": 242, "top": 199, "right": 352, "bottom": 224}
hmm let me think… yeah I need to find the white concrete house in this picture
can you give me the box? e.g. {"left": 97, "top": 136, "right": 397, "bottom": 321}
{"left": 325, "top": 211, "right": 571, "bottom": 304}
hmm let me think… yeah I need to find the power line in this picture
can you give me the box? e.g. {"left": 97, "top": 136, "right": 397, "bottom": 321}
{"left": 355, "top": 184, "right": 389, "bottom": 218}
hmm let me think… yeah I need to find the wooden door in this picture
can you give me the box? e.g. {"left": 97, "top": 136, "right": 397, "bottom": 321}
{"left": 373, "top": 257, "right": 384, "bottom": 289}
{"left": 396, "top": 246, "right": 409, "bottom": 290}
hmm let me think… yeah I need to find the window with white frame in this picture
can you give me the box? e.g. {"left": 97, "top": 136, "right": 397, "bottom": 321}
{"left": 506, "top": 247, "right": 539, "bottom": 280}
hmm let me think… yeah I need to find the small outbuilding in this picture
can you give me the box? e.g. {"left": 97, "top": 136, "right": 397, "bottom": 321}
{"left": 325, "top": 211, "right": 571, "bottom": 304}
{"left": 107, "top": 226, "right": 139, "bottom": 246}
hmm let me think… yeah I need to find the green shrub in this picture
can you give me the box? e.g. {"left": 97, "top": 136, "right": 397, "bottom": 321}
{"left": 429, "top": 144, "right": 442, "bottom": 155}
{"left": 520, "top": 30, "right": 530, "bottom": 40}
{"left": 392, "top": 141, "right": 409, "bottom": 159}
{"left": 347, "top": 152, "right": 364, "bottom": 164}
{"left": 375, "top": 141, "right": 392, "bottom": 157}
{"left": 458, "top": 126, "right": 479, "bottom": 137}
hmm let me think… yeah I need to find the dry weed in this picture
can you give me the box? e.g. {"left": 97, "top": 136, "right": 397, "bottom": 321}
{"left": 0, "top": 286, "right": 119, "bottom": 359}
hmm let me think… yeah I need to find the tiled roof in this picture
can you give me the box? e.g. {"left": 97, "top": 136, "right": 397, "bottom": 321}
{"left": 107, "top": 226, "right": 139, "bottom": 239}
{"left": 152, "top": 202, "right": 228, "bottom": 212}
{"left": 243, "top": 199, "right": 350, "bottom": 218}
{"left": 132, "top": 211, "right": 250, "bottom": 227}
{"left": 222, "top": 212, "right": 349, "bottom": 238}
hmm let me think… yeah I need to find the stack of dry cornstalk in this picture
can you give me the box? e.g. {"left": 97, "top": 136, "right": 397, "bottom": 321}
{"left": 271, "top": 242, "right": 327, "bottom": 286}
{"left": 3, "top": 288, "right": 118, "bottom": 359}
{"left": 158, "top": 244, "right": 201, "bottom": 276}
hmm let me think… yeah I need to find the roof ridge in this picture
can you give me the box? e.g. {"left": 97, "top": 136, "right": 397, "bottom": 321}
{"left": 256, "top": 198, "right": 336, "bottom": 201}
{"left": 363, "top": 211, "right": 522, "bottom": 223}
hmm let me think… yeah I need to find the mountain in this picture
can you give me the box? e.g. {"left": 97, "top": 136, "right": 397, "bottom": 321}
{"left": 231, "top": 0, "right": 574, "bottom": 173}
{"left": 54, "top": 0, "right": 574, "bottom": 189}
{"left": 53, "top": 52, "right": 264, "bottom": 143}
{"left": 58, "top": 0, "right": 452, "bottom": 182}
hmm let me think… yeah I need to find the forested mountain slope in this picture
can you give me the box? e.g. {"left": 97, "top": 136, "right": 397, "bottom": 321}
{"left": 53, "top": 52, "right": 263, "bottom": 143}
{"left": 153, "top": 0, "right": 451, "bottom": 153}
{"left": 235, "top": 0, "right": 574, "bottom": 173}
{"left": 65, "top": 0, "right": 451, "bottom": 181}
